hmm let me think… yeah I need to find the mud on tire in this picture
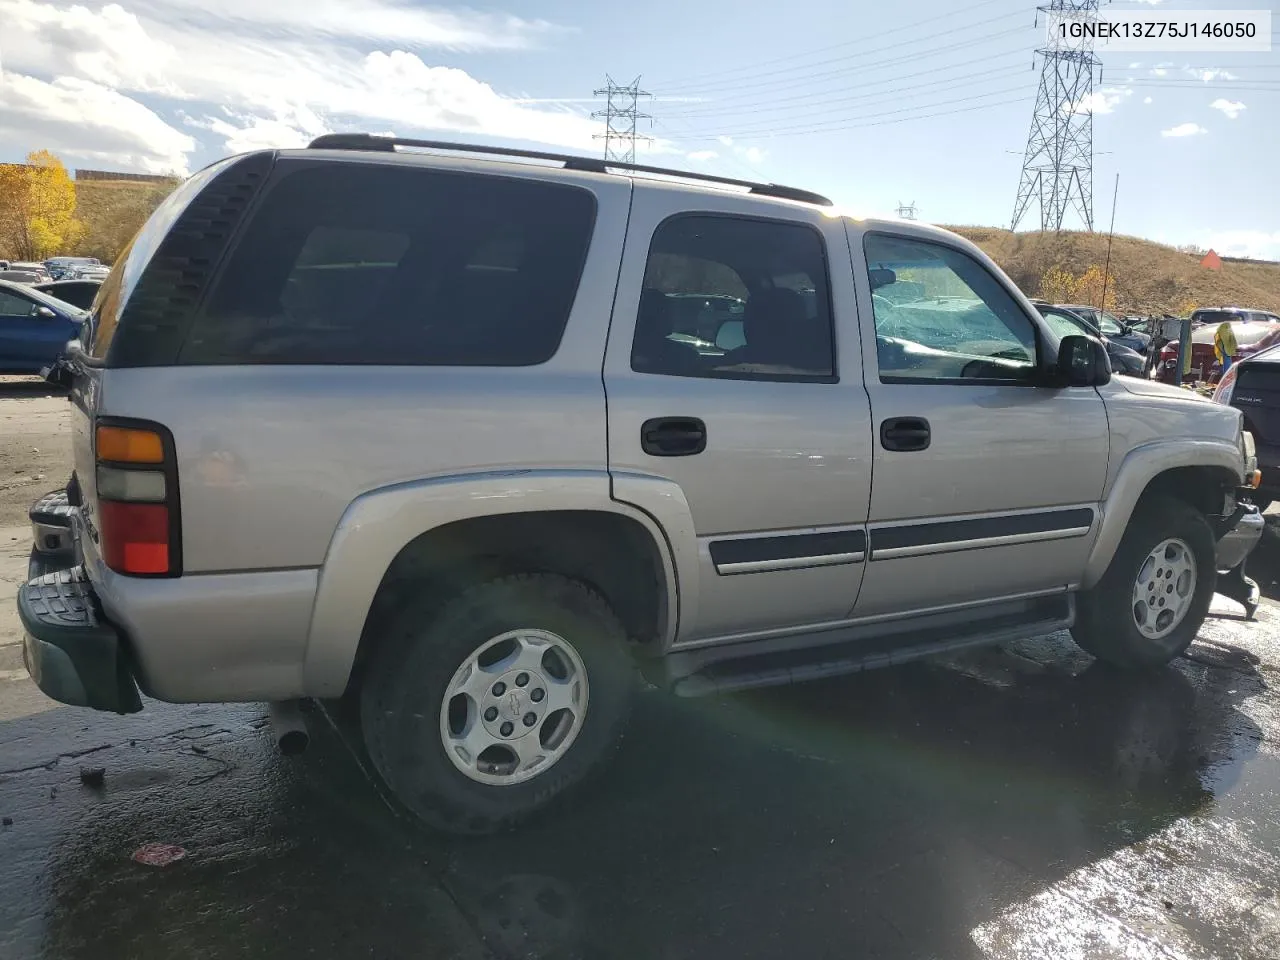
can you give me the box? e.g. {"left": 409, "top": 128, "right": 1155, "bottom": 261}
{"left": 1072, "top": 496, "right": 1217, "bottom": 669}
{"left": 359, "top": 573, "right": 635, "bottom": 834}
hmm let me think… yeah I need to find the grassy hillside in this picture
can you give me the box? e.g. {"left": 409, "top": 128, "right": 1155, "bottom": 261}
{"left": 73, "top": 178, "right": 179, "bottom": 263}
{"left": 65, "top": 179, "right": 1280, "bottom": 317}
{"left": 948, "top": 226, "right": 1280, "bottom": 316}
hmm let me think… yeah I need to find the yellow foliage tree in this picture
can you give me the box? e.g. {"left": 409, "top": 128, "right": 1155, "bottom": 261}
{"left": 1038, "top": 266, "right": 1077, "bottom": 303}
{"left": 0, "top": 150, "right": 85, "bottom": 260}
{"left": 1071, "top": 264, "right": 1118, "bottom": 311}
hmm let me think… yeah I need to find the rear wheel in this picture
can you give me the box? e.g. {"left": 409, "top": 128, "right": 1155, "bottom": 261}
{"left": 1072, "top": 497, "right": 1216, "bottom": 669}
{"left": 360, "top": 573, "right": 635, "bottom": 834}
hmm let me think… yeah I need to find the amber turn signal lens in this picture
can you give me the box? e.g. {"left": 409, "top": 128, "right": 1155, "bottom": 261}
{"left": 97, "top": 425, "right": 165, "bottom": 464}
{"left": 1248, "top": 470, "right": 1262, "bottom": 489}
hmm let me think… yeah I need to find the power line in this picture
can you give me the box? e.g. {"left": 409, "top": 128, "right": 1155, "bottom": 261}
{"left": 661, "top": 58, "right": 1029, "bottom": 119}
{"left": 592, "top": 76, "right": 652, "bottom": 164}
{"left": 664, "top": 94, "right": 1034, "bottom": 140}
{"left": 656, "top": 0, "right": 1021, "bottom": 89}
{"left": 664, "top": 83, "right": 1032, "bottom": 140}
{"left": 1011, "top": 1, "right": 1104, "bottom": 233}
{"left": 652, "top": 22, "right": 1031, "bottom": 98}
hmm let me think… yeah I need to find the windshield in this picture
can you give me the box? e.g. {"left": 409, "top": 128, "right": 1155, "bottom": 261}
{"left": 1038, "top": 308, "right": 1089, "bottom": 341}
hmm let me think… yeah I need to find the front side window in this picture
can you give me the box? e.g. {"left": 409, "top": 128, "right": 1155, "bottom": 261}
{"left": 0, "top": 291, "right": 33, "bottom": 316}
{"left": 180, "top": 164, "right": 596, "bottom": 366}
{"left": 631, "top": 215, "right": 834, "bottom": 381}
{"left": 863, "top": 234, "right": 1039, "bottom": 383}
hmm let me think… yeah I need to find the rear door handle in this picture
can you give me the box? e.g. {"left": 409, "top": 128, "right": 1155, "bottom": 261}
{"left": 641, "top": 417, "right": 707, "bottom": 457}
{"left": 880, "top": 416, "right": 931, "bottom": 452}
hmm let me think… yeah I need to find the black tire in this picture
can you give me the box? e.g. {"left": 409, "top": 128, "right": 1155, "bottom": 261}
{"left": 360, "top": 573, "right": 635, "bottom": 834}
{"left": 1072, "top": 497, "right": 1217, "bottom": 669}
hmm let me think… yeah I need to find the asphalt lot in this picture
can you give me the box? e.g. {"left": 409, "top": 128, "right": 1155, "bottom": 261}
{"left": 1, "top": 380, "right": 1279, "bottom": 960}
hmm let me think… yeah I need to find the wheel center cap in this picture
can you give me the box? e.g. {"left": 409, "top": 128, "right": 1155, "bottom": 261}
{"left": 506, "top": 691, "right": 523, "bottom": 718}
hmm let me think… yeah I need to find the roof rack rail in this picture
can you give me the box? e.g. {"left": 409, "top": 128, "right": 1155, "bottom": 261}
{"left": 306, "top": 133, "right": 833, "bottom": 207}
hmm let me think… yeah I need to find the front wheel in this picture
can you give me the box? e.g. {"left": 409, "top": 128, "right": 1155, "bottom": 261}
{"left": 1072, "top": 497, "right": 1217, "bottom": 669}
{"left": 360, "top": 573, "right": 635, "bottom": 834}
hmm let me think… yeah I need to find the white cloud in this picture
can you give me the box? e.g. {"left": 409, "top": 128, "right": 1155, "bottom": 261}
{"left": 716, "top": 135, "right": 735, "bottom": 147}
{"left": 1189, "top": 68, "right": 1238, "bottom": 82}
{"left": 1204, "top": 230, "right": 1280, "bottom": 261}
{"left": 741, "top": 146, "right": 766, "bottom": 165}
{"left": 686, "top": 150, "right": 718, "bottom": 162}
{"left": 1131, "top": 0, "right": 1163, "bottom": 4}
{"left": 0, "top": 72, "right": 194, "bottom": 173}
{"left": 0, "top": 0, "right": 663, "bottom": 175}
{"left": 1127, "top": 62, "right": 1142, "bottom": 69}
{"left": 1149, "top": 62, "right": 1174, "bottom": 77}
{"left": 1161, "top": 122, "right": 1207, "bottom": 138}
{"left": 1143, "top": 97, "right": 1153, "bottom": 104}
{"left": 1210, "top": 99, "right": 1246, "bottom": 119}
{"left": 1068, "top": 87, "right": 1132, "bottom": 115}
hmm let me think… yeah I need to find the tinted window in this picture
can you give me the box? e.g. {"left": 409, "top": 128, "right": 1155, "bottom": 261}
{"left": 0, "top": 290, "right": 33, "bottom": 316}
{"left": 631, "top": 215, "right": 834, "bottom": 381}
{"left": 180, "top": 164, "right": 595, "bottom": 366}
{"left": 864, "top": 234, "right": 1038, "bottom": 383}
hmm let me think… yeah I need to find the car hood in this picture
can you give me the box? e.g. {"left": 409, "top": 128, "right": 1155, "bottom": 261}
{"left": 1112, "top": 376, "right": 1212, "bottom": 402}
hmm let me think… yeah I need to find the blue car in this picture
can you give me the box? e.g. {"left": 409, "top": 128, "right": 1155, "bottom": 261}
{"left": 0, "top": 279, "right": 87, "bottom": 374}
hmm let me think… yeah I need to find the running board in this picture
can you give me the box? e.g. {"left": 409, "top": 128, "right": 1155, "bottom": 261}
{"left": 667, "top": 593, "right": 1074, "bottom": 697}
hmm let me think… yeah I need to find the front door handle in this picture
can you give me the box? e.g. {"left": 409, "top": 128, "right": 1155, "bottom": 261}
{"left": 880, "top": 416, "right": 931, "bottom": 452}
{"left": 641, "top": 417, "right": 707, "bottom": 457}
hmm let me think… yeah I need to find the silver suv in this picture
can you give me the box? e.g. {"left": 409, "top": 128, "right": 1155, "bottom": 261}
{"left": 19, "top": 135, "right": 1266, "bottom": 833}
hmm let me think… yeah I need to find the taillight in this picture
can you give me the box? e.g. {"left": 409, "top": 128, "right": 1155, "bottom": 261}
{"left": 1212, "top": 364, "right": 1239, "bottom": 405}
{"left": 94, "top": 422, "right": 180, "bottom": 576}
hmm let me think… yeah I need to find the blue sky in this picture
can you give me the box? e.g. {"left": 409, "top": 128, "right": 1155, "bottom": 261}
{"left": 0, "top": 0, "right": 1276, "bottom": 256}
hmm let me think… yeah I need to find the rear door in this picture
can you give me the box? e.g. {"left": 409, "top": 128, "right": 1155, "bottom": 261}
{"left": 849, "top": 224, "right": 1109, "bottom": 617}
{"left": 604, "top": 185, "right": 873, "bottom": 644}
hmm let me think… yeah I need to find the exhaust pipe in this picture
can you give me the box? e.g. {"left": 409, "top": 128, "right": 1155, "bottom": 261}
{"left": 268, "top": 700, "right": 309, "bottom": 755}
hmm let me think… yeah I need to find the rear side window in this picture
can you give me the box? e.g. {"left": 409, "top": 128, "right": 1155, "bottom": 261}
{"left": 180, "top": 164, "right": 596, "bottom": 366}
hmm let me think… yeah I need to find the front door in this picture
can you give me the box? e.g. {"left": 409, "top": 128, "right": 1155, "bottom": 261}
{"left": 604, "top": 185, "right": 874, "bottom": 644}
{"left": 848, "top": 225, "right": 1110, "bottom": 617}
{"left": 0, "top": 289, "right": 67, "bottom": 370}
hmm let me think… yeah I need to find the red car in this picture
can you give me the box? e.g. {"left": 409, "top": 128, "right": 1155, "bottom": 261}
{"left": 1157, "top": 320, "right": 1280, "bottom": 384}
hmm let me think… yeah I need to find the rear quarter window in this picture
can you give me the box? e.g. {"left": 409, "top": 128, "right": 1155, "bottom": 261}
{"left": 180, "top": 163, "right": 597, "bottom": 366}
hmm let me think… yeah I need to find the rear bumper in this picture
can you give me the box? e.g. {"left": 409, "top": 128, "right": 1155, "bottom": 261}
{"left": 19, "top": 556, "right": 142, "bottom": 714}
{"left": 1216, "top": 501, "right": 1265, "bottom": 572}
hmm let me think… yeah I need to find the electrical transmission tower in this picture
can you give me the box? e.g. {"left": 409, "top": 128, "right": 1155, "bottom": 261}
{"left": 1011, "top": 0, "right": 1103, "bottom": 232}
{"left": 895, "top": 201, "right": 918, "bottom": 220}
{"left": 592, "top": 76, "right": 651, "bottom": 164}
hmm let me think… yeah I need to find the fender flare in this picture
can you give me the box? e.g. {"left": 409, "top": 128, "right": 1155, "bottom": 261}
{"left": 300, "top": 469, "right": 692, "bottom": 697}
{"left": 1082, "top": 438, "right": 1243, "bottom": 588}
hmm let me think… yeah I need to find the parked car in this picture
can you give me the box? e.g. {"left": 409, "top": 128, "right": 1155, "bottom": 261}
{"left": 1192, "top": 307, "right": 1280, "bottom": 328}
{"left": 7, "top": 262, "right": 53, "bottom": 283}
{"left": 20, "top": 134, "right": 1264, "bottom": 835}
{"left": 0, "top": 279, "right": 87, "bottom": 374}
{"left": 1157, "top": 319, "right": 1280, "bottom": 383}
{"left": 1055, "top": 304, "right": 1152, "bottom": 356}
{"left": 1214, "top": 344, "right": 1280, "bottom": 512}
{"left": 32, "top": 279, "right": 102, "bottom": 310}
{"left": 68, "top": 265, "right": 111, "bottom": 281}
{"left": 1037, "top": 304, "right": 1146, "bottom": 377}
{"left": 0, "top": 270, "right": 42, "bottom": 284}
{"left": 44, "top": 256, "right": 103, "bottom": 281}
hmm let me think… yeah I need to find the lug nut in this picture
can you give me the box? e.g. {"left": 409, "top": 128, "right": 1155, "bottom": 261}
{"left": 492, "top": 681, "right": 506, "bottom": 696}
{"left": 500, "top": 721, "right": 514, "bottom": 737}
{"left": 484, "top": 707, "right": 498, "bottom": 722}
{"left": 523, "top": 712, "right": 537, "bottom": 727}
{"left": 515, "top": 672, "right": 530, "bottom": 687}
{"left": 531, "top": 688, "right": 545, "bottom": 703}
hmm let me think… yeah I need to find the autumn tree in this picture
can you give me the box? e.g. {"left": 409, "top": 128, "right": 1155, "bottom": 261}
{"left": 1072, "top": 264, "right": 1118, "bottom": 311}
{"left": 1037, "top": 265, "right": 1077, "bottom": 303}
{"left": 0, "top": 150, "right": 85, "bottom": 260}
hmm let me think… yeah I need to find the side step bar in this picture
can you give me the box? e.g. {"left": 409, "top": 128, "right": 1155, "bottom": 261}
{"left": 667, "top": 593, "right": 1075, "bottom": 697}
{"left": 30, "top": 486, "right": 75, "bottom": 565}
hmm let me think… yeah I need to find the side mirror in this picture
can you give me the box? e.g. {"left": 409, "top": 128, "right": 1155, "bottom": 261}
{"left": 1054, "top": 334, "right": 1111, "bottom": 387}
{"left": 869, "top": 268, "right": 897, "bottom": 291}
{"left": 34, "top": 306, "right": 56, "bottom": 319}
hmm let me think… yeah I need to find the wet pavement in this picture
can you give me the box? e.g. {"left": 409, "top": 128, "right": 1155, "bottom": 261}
{"left": 3, "top": 574, "right": 1280, "bottom": 958}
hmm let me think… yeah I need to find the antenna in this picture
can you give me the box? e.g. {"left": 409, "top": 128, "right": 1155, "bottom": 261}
{"left": 1011, "top": 0, "right": 1104, "bottom": 232}
{"left": 592, "top": 76, "right": 652, "bottom": 164}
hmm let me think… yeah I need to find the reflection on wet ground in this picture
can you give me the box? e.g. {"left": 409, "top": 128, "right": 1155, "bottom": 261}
{"left": 1, "top": 603, "right": 1278, "bottom": 959}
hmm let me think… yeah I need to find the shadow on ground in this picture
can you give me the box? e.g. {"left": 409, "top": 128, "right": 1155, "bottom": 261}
{"left": 3, "top": 626, "right": 1266, "bottom": 960}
